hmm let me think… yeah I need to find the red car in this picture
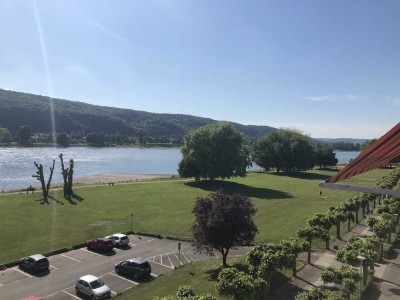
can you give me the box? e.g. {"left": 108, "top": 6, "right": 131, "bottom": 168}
{"left": 87, "top": 238, "right": 114, "bottom": 252}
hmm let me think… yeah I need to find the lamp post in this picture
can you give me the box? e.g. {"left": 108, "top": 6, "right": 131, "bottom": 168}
{"left": 357, "top": 255, "right": 366, "bottom": 300}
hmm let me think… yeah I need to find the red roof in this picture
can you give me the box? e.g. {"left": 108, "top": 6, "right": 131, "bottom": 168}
{"left": 327, "top": 122, "right": 400, "bottom": 183}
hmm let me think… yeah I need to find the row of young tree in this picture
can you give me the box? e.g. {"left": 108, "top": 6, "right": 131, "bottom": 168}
{"left": 186, "top": 167, "right": 400, "bottom": 299}
{"left": 178, "top": 122, "right": 339, "bottom": 180}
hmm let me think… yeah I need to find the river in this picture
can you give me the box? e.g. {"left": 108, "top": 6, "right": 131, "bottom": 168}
{"left": 0, "top": 147, "right": 360, "bottom": 190}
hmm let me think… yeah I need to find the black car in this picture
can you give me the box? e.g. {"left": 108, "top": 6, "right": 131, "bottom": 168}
{"left": 19, "top": 254, "right": 49, "bottom": 272}
{"left": 115, "top": 258, "right": 151, "bottom": 279}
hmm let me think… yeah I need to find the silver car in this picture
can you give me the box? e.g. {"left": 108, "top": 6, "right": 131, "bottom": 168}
{"left": 105, "top": 233, "right": 129, "bottom": 246}
{"left": 75, "top": 275, "right": 111, "bottom": 299}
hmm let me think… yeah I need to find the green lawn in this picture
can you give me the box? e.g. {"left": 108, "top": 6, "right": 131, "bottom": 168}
{"left": 0, "top": 168, "right": 389, "bottom": 264}
{"left": 115, "top": 257, "right": 305, "bottom": 300}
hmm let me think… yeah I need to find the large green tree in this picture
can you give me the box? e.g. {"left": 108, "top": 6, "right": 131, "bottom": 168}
{"left": 315, "top": 144, "right": 338, "bottom": 169}
{"left": 178, "top": 122, "right": 250, "bottom": 180}
{"left": 0, "top": 127, "right": 12, "bottom": 143}
{"left": 17, "top": 125, "right": 32, "bottom": 146}
{"left": 252, "top": 128, "right": 315, "bottom": 172}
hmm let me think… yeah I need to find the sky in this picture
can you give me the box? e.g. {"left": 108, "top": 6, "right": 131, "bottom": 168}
{"left": 0, "top": 0, "right": 399, "bottom": 139}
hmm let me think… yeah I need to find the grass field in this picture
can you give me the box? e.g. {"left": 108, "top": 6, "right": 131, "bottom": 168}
{"left": 115, "top": 257, "right": 305, "bottom": 300}
{"left": 0, "top": 168, "right": 389, "bottom": 265}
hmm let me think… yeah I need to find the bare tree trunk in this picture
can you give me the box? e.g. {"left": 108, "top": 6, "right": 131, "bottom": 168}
{"left": 33, "top": 162, "right": 48, "bottom": 204}
{"left": 59, "top": 153, "right": 68, "bottom": 198}
{"left": 46, "top": 160, "right": 55, "bottom": 195}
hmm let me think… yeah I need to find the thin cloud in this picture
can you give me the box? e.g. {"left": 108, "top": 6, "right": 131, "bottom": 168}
{"left": 303, "top": 95, "right": 333, "bottom": 102}
{"left": 86, "top": 17, "right": 134, "bottom": 47}
{"left": 344, "top": 93, "right": 359, "bottom": 101}
{"left": 387, "top": 96, "right": 400, "bottom": 106}
{"left": 303, "top": 94, "right": 360, "bottom": 102}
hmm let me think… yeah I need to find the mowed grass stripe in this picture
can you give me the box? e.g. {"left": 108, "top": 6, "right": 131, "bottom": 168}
{"left": 0, "top": 168, "right": 389, "bottom": 264}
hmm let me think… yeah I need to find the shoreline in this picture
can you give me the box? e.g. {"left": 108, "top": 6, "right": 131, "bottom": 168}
{"left": 0, "top": 173, "right": 174, "bottom": 194}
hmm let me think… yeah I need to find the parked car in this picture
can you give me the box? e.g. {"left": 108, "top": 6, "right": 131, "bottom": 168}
{"left": 75, "top": 275, "right": 111, "bottom": 299}
{"left": 87, "top": 238, "right": 114, "bottom": 252}
{"left": 115, "top": 257, "right": 151, "bottom": 279}
{"left": 105, "top": 233, "right": 129, "bottom": 247}
{"left": 19, "top": 254, "right": 49, "bottom": 272}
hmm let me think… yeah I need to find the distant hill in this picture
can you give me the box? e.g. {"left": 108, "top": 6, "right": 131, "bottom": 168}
{"left": 0, "top": 89, "right": 276, "bottom": 140}
{"left": 315, "top": 138, "right": 368, "bottom": 144}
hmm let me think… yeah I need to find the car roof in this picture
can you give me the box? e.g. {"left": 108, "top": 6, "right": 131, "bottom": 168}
{"left": 128, "top": 257, "right": 147, "bottom": 264}
{"left": 26, "top": 254, "right": 47, "bottom": 261}
{"left": 112, "top": 233, "right": 127, "bottom": 238}
{"left": 79, "top": 275, "right": 99, "bottom": 282}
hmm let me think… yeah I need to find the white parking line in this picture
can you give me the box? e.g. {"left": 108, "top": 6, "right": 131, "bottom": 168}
{"left": 129, "top": 243, "right": 136, "bottom": 247}
{"left": 111, "top": 291, "right": 117, "bottom": 296}
{"left": 168, "top": 255, "right": 173, "bottom": 268}
{"left": 146, "top": 259, "right": 174, "bottom": 269}
{"left": 61, "top": 253, "right": 82, "bottom": 263}
{"left": 62, "top": 290, "right": 80, "bottom": 299}
{"left": 151, "top": 273, "right": 159, "bottom": 277}
{"left": 160, "top": 255, "right": 163, "bottom": 265}
{"left": 0, "top": 282, "right": 3, "bottom": 286}
{"left": 108, "top": 272, "right": 138, "bottom": 284}
{"left": 174, "top": 253, "right": 183, "bottom": 265}
{"left": 12, "top": 267, "right": 32, "bottom": 278}
{"left": 80, "top": 248, "right": 101, "bottom": 256}
{"left": 181, "top": 252, "right": 190, "bottom": 263}
{"left": 49, "top": 265, "right": 58, "bottom": 270}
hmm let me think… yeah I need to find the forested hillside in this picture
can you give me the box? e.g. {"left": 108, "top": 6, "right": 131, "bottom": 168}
{"left": 0, "top": 89, "right": 275, "bottom": 139}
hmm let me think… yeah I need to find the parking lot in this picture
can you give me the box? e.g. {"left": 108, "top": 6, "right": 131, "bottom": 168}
{"left": 0, "top": 235, "right": 247, "bottom": 300}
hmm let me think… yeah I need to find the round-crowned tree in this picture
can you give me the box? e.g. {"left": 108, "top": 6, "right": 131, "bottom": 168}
{"left": 178, "top": 122, "right": 250, "bottom": 180}
{"left": 252, "top": 128, "right": 315, "bottom": 172}
{"left": 192, "top": 190, "right": 258, "bottom": 267}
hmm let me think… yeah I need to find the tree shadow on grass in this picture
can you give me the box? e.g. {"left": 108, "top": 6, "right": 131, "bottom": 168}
{"left": 34, "top": 193, "right": 84, "bottom": 205}
{"left": 268, "top": 171, "right": 332, "bottom": 181}
{"left": 205, "top": 261, "right": 249, "bottom": 281}
{"left": 186, "top": 180, "right": 292, "bottom": 200}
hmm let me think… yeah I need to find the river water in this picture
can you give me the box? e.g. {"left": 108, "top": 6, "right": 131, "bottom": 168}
{"left": 0, "top": 147, "right": 359, "bottom": 190}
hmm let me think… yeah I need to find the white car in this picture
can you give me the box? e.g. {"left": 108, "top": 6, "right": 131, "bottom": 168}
{"left": 105, "top": 233, "right": 129, "bottom": 246}
{"left": 75, "top": 275, "right": 111, "bottom": 299}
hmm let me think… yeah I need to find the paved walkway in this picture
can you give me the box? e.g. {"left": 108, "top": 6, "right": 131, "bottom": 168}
{"left": 271, "top": 216, "right": 400, "bottom": 300}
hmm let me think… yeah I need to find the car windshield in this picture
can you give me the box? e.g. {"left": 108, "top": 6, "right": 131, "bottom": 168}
{"left": 90, "top": 279, "right": 105, "bottom": 289}
{"left": 121, "top": 236, "right": 128, "bottom": 240}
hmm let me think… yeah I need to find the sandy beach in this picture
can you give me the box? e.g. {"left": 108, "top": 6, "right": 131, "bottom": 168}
{"left": 74, "top": 173, "right": 171, "bottom": 185}
{"left": 1, "top": 173, "right": 174, "bottom": 194}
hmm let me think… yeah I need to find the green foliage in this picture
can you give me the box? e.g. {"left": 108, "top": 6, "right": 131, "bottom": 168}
{"left": 17, "top": 125, "right": 32, "bottom": 145}
{"left": 86, "top": 132, "right": 105, "bottom": 146}
{"left": 176, "top": 285, "right": 195, "bottom": 298}
{"left": 295, "top": 288, "right": 341, "bottom": 300}
{"left": 252, "top": 128, "right": 315, "bottom": 172}
{"left": 367, "top": 216, "right": 378, "bottom": 229}
{"left": 0, "top": 127, "right": 12, "bottom": 143}
{"left": 191, "top": 190, "right": 258, "bottom": 267}
{"left": 336, "top": 236, "right": 379, "bottom": 268}
{"left": 360, "top": 139, "right": 377, "bottom": 152}
{"left": 56, "top": 132, "right": 69, "bottom": 146}
{"left": 315, "top": 144, "right": 338, "bottom": 169}
{"left": 153, "top": 285, "right": 217, "bottom": 300}
{"left": 179, "top": 122, "right": 250, "bottom": 180}
{"left": 246, "top": 245, "right": 279, "bottom": 280}
{"left": 215, "top": 267, "right": 265, "bottom": 300}
{"left": 321, "top": 265, "right": 360, "bottom": 298}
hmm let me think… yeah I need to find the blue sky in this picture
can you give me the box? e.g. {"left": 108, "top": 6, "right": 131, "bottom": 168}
{"left": 0, "top": 0, "right": 399, "bottom": 138}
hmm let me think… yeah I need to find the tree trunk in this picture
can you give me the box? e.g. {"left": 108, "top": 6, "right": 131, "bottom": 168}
{"left": 325, "top": 239, "right": 329, "bottom": 250}
{"left": 380, "top": 243, "right": 384, "bottom": 259}
{"left": 348, "top": 219, "right": 351, "bottom": 232}
{"left": 221, "top": 249, "right": 229, "bottom": 267}
{"left": 366, "top": 201, "right": 370, "bottom": 214}
{"left": 59, "top": 153, "right": 68, "bottom": 198}
{"left": 292, "top": 264, "right": 297, "bottom": 277}
{"left": 373, "top": 197, "right": 376, "bottom": 208}
{"left": 336, "top": 222, "right": 341, "bottom": 239}
{"left": 355, "top": 209, "right": 359, "bottom": 224}
{"left": 307, "top": 240, "right": 312, "bottom": 264}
